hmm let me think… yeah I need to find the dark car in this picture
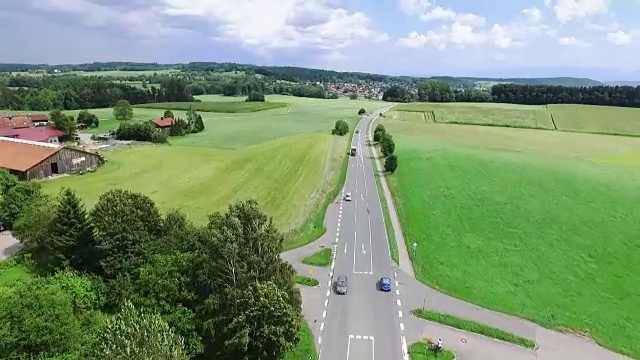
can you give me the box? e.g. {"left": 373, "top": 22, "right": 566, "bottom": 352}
{"left": 380, "top": 277, "right": 391, "bottom": 292}
{"left": 335, "top": 275, "right": 348, "bottom": 295}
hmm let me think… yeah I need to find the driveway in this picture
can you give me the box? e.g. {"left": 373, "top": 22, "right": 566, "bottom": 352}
{"left": 0, "top": 231, "right": 22, "bottom": 261}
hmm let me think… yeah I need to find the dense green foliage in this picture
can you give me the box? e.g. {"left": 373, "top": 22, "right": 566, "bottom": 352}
{"left": 380, "top": 133, "right": 395, "bottom": 156}
{"left": 2, "top": 167, "right": 305, "bottom": 360}
{"left": 246, "top": 91, "right": 266, "bottom": 102}
{"left": 384, "top": 79, "right": 640, "bottom": 107}
{"left": 358, "top": 108, "right": 366, "bottom": 115}
{"left": 50, "top": 109, "right": 78, "bottom": 140}
{"left": 115, "top": 122, "right": 168, "bottom": 143}
{"left": 332, "top": 120, "right": 349, "bottom": 136}
{"left": 0, "top": 76, "right": 194, "bottom": 110}
{"left": 77, "top": 110, "right": 100, "bottom": 128}
{"left": 113, "top": 99, "right": 133, "bottom": 120}
{"left": 384, "top": 154, "right": 398, "bottom": 173}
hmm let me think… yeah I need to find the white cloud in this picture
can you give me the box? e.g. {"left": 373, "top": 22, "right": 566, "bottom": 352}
{"left": 522, "top": 7, "right": 542, "bottom": 23}
{"left": 33, "top": 0, "right": 178, "bottom": 37}
{"left": 551, "top": 0, "right": 610, "bottom": 22}
{"left": 397, "top": 0, "right": 431, "bottom": 16}
{"left": 161, "top": 0, "right": 382, "bottom": 51}
{"left": 606, "top": 30, "right": 631, "bottom": 45}
{"left": 585, "top": 21, "right": 619, "bottom": 31}
{"left": 420, "top": 6, "right": 485, "bottom": 27}
{"left": 557, "top": 36, "right": 591, "bottom": 46}
{"left": 398, "top": 22, "right": 515, "bottom": 50}
{"left": 489, "top": 24, "right": 514, "bottom": 48}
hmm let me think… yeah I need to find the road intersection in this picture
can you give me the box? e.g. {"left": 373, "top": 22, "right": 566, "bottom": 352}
{"left": 283, "top": 107, "right": 632, "bottom": 360}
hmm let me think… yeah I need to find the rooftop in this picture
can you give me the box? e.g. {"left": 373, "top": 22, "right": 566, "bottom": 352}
{"left": 0, "top": 127, "right": 65, "bottom": 142}
{"left": 0, "top": 137, "right": 61, "bottom": 172}
{"left": 0, "top": 116, "right": 33, "bottom": 129}
{"left": 152, "top": 117, "right": 175, "bottom": 127}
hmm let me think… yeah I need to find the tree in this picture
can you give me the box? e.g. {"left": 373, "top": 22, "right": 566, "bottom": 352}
{"left": 0, "top": 276, "right": 86, "bottom": 359}
{"left": 349, "top": 93, "right": 358, "bottom": 100}
{"left": 358, "top": 108, "right": 366, "bottom": 115}
{"left": 192, "top": 114, "right": 205, "bottom": 133}
{"left": 373, "top": 124, "right": 386, "bottom": 142}
{"left": 211, "top": 282, "right": 300, "bottom": 360}
{"left": 196, "top": 200, "right": 302, "bottom": 359}
{"left": 331, "top": 120, "right": 349, "bottom": 136}
{"left": 50, "top": 109, "right": 77, "bottom": 140}
{"left": 90, "top": 189, "right": 163, "bottom": 279}
{"left": 77, "top": 110, "right": 99, "bottom": 128}
{"left": 0, "top": 169, "right": 18, "bottom": 195}
{"left": 380, "top": 133, "right": 395, "bottom": 157}
{"left": 374, "top": 124, "right": 386, "bottom": 134}
{"left": 113, "top": 99, "right": 133, "bottom": 120}
{"left": 384, "top": 154, "right": 398, "bottom": 173}
{"left": 12, "top": 195, "right": 56, "bottom": 271}
{"left": 163, "top": 110, "right": 174, "bottom": 119}
{"left": 246, "top": 92, "right": 265, "bottom": 102}
{"left": 186, "top": 106, "right": 205, "bottom": 133}
{"left": 49, "top": 188, "right": 96, "bottom": 273}
{"left": 86, "top": 301, "right": 188, "bottom": 360}
{"left": 169, "top": 117, "right": 189, "bottom": 136}
{"left": 0, "top": 180, "right": 43, "bottom": 229}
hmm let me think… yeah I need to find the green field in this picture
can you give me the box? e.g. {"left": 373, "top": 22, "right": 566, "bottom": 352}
{"left": 381, "top": 111, "right": 640, "bottom": 358}
{"left": 393, "top": 102, "right": 640, "bottom": 136}
{"left": 283, "top": 321, "right": 317, "bottom": 360}
{"left": 38, "top": 95, "right": 386, "bottom": 246}
{"left": 134, "top": 101, "right": 287, "bottom": 113}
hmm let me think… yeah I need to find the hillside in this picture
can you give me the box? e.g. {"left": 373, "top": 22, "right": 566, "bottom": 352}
{"left": 605, "top": 81, "right": 640, "bottom": 86}
{"left": 430, "top": 76, "right": 603, "bottom": 89}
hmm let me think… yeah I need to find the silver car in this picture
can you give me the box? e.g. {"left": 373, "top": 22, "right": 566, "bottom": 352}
{"left": 335, "top": 275, "right": 348, "bottom": 295}
{"left": 344, "top": 192, "right": 352, "bottom": 201}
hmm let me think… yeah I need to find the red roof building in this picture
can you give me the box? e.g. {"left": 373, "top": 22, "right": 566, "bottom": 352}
{"left": 27, "top": 114, "right": 50, "bottom": 123}
{"left": 0, "top": 127, "right": 65, "bottom": 143}
{"left": 152, "top": 117, "right": 175, "bottom": 128}
{"left": 0, "top": 116, "right": 33, "bottom": 129}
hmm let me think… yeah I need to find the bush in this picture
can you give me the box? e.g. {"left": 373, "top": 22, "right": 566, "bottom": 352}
{"left": 380, "top": 133, "right": 395, "bottom": 156}
{"left": 115, "top": 122, "right": 167, "bottom": 144}
{"left": 373, "top": 129, "right": 384, "bottom": 142}
{"left": 349, "top": 93, "right": 358, "bottom": 100}
{"left": 358, "top": 108, "right": 366, "bottom": 115}
{"left": 384, "top": 154, "right": 398, "bottom": 173}
{"left": 331, "top": 120, "right": 349, "bottom": 136}
{"left": 246, "top": 92, "right": 266, "bottom": 102}
{"left": 374, "top": 124, "right": 386, "bottom": 134}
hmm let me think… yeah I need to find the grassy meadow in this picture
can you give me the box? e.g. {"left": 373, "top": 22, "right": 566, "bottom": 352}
{"left": 37, "top": 95, "right": 387, "bottom": 246}
{"left": 393, "top": 102, "right": 640, "bottom": 136}
{"left": 134, "top": 100, "right": 287, "bottom": 113}
{"left": 381, "top": 110, "right": 640, "bottom": 358}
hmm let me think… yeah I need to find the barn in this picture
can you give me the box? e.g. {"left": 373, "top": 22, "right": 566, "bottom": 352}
{"left": 0, "top": 137, "right": 102, "bottom": 180}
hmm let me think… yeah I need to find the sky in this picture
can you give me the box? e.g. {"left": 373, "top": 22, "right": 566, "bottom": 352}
{"left": 1, "top": 0, "right": 640, "bottom": 80}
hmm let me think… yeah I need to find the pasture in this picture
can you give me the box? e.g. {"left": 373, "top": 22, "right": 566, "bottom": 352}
{"left": 381, "top": 111, "right": 640, "bottom": 358}
{"left": 39, "top": 95, "right": 387, "bottom": 246}
{"left": 134, "top": 100, "right": 287, "bottom": 113}
{"left": 393, "top": 102, "right": 640, "bottom": 136}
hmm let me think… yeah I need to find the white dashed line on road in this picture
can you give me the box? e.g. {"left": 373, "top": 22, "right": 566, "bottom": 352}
{"left": 400, "top": 323, "right": 405, "bottom": 331}
{"left": 399, "top": 310, "right": 403, "bottom": 318}
{"left": 320, "top": 322, "right": 325, "bottom": 331}
{"left": 397, "top": 299, "right": 402, "bottom": 307}
{"left": 322, "top": 310, "right": 327, "bottom": 318}
{"left": 317, "top": 336, "right": 322, "bottom": 345}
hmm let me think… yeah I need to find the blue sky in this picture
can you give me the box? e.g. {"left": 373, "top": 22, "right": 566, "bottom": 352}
{"left": 1, "top": 0, "right": 639, "bottom": 80}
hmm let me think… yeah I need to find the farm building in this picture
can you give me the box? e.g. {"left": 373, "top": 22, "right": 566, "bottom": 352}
{"left": 152, "top": 117, "right": 174, "bottom": 134}
{"left": 0, "top": 137, "right": 101, "bottom": 180}
{"left": 0, "top": 127, "right": 65, "bottom": 144}
{"left": 0, "top": 116, "right": 32, "bottom": 129}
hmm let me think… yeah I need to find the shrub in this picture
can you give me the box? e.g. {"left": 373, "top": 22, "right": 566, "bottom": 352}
{"left": 373, "top": 129, "right": 384, "bottom": 142}
{"left": 358, "top": 108, "right": 366, "bottom": 115}
{"left": 349, "top": 93, "right": 358, "bottom": 100}
{"left": 115, "top": 122, "right": 167, "bottom": 144}
{"left": 384, "top": 154, "right": 398, "bottom": 173}
{"left": 246, "top": 92, "right": 266, "bottom": 102}
{"left": 113, "top": 100, "right": 133, "bottom": 120}
{"left": 380, "top": 133, "right": 395, "bottom": 156}
{"left": 332, "top": 120, "right": 349, "bottom": 136}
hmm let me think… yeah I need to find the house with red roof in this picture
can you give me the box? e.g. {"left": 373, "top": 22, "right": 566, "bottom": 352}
{"left": 152, "top": 117, "right": 175, "bottom": 134}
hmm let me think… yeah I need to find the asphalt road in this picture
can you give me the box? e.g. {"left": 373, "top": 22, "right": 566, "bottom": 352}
{"left": 319, "top": 108, "right": 408, "bottom": 360}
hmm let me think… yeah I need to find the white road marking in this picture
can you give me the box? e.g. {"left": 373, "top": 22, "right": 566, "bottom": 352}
{"left": 324, "top": 299, "right": 328, "bottom": 306}
{"left": 322, "top": 310, "right": 327, "bottom": 318}
{"left": 402, "top": 336, "right": 409, "bottom": 360}
{"left": 320, "top": 322, "right": 324, "bottom": 331}
{"left": 400, "top": 323, "right": 405, "bottom": 331}
{"left": 361, "top": 244, "right": 366, "bottom": 254}
{"left": 347, "top": 334, "right": 375, "bottom": 360}
{"left": 317, "top": 336, "right": 322, "bottom": 345}
{"left": 327, "top": 280, "right": 331, "bottom": 287}
{"left": 326, "top": 289, "right": 330, "bottom": 296}
{"left": 395, "top": 281, "right": 399, "bottom": 287}
{"left": 395, "top": 289, "right": 400, "bottom": 296}
{"left": 344, "top": 243, "right": 347, "bottom": 254}
{"left": 399, "top": 310, "right": 403, "bottom": 318}
{"left": 397, "top": 299, "right": 402, "bottom": 307}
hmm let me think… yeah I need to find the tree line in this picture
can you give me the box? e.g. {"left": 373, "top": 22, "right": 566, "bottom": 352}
{"left": 0, "top": 170, "right": 302, "bottom": 360}
{"left": 114, "top": 107, "right": 205, "bottom": 144}
{"left": 382, "top": 80, "right": 640, "bottom": 108}
{"left": 0, "top": 76, "right": 194, "bottom": 111}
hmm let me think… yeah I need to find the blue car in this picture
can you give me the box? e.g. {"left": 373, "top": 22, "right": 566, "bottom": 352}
{"left": 380, "top": 277, "right": 392, "bottom": 292}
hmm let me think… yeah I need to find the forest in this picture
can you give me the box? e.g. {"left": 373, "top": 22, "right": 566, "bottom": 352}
{"left": 382, "top": 81, "right": 640, "bottom": 108}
